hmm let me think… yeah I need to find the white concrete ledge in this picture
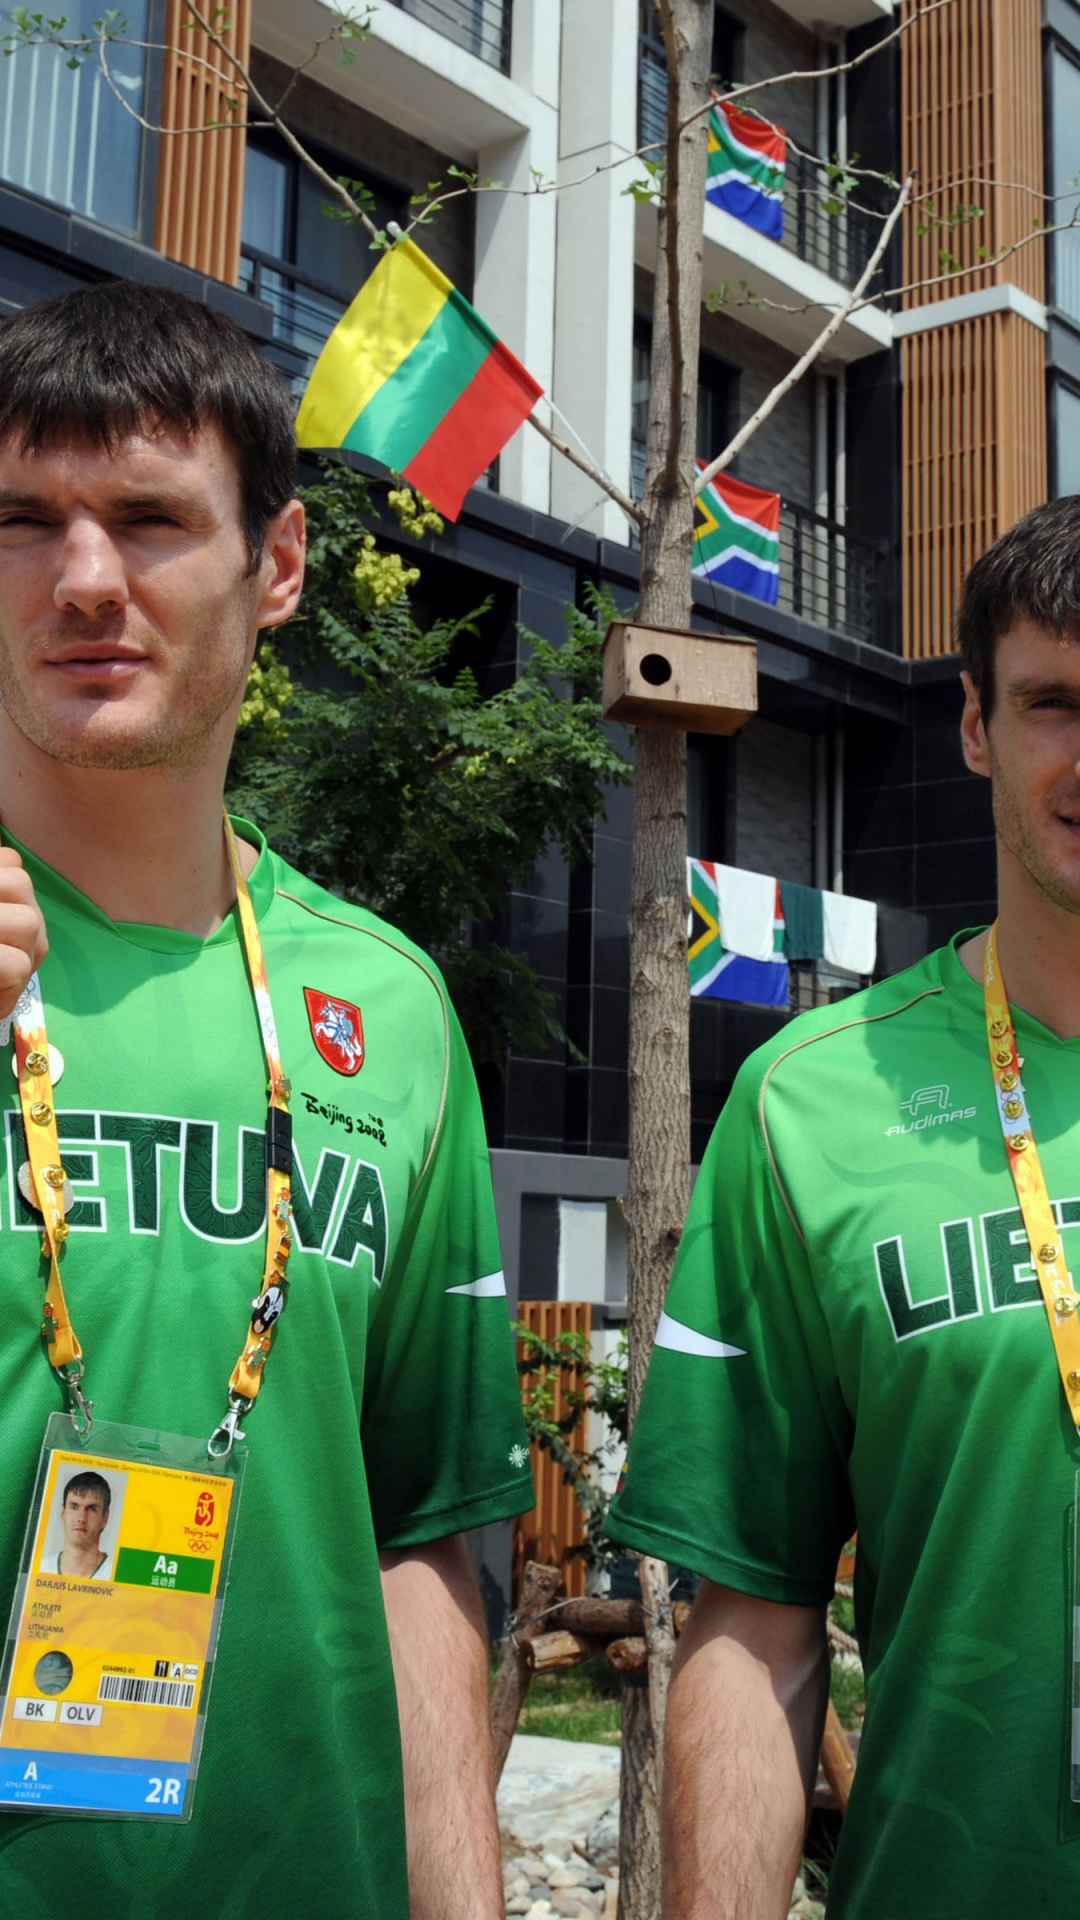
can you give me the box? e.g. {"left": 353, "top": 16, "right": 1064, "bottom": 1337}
{"left": 636, "top": 202, "right": 894, "bottom": 365}
{"left": 892, "top": 282, "right": 1048, "bottom": 336}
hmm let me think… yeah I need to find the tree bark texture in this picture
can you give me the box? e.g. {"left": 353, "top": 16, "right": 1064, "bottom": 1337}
{"left": 620, "top": 5, "right": 715, "bottom": 1917}
{"left": 619, "top": 1681, "right": 661, "bottom": 1920}
{"left": 489, "top": 1560, "right": 563, "bottom": 1781}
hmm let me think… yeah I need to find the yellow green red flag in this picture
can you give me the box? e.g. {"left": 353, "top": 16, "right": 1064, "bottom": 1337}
{"left": 295, "top": 236, "right": 543, "bottom": 520}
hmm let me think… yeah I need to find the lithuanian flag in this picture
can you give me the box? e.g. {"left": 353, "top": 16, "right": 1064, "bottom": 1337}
{"left": 296, "top": 236, "right": 543, "bottom": 520}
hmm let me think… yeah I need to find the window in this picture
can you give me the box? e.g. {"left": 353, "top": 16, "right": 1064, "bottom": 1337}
{"left": 387, "top": 0, "right": 510, "bottom": 73}
{"left": 1051, "top": 46, "right": 1080, "bottom": 325}
{"left": 0, "top": 0, "right": 154, "bottom": 238}
{"left": 638, "top": 2, "right": 744, "bottom": 152}
{"left": 240, "top": 135, "right": 405, "bottom": 377}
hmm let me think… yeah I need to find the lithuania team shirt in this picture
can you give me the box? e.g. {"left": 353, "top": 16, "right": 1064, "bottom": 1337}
{"left": 0, "top": 822, "right": 532, "bottom": 1920}
{"left": 608, "top": 936, "right": 1080, "bottom": 1918}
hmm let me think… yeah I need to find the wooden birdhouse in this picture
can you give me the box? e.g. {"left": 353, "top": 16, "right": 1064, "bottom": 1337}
{"left": 601, "top": 623, "right": 757, "bottom": 734}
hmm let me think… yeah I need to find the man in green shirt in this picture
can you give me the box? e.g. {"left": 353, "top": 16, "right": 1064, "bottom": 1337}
{"left": 608, "top": 496, "right": 1080, "bottom": 1917}
{"left": 0, "top": 281, "right": 532, "bottom": 1919}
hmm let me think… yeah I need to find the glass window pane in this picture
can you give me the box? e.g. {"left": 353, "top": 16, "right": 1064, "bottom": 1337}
{"left": 294, "top": 165, "right": 379, "bottom": 301}
{"left": 0, "top": 0, "right": 149, "bottom": 236}
{"left": 1055, "top": 384, "right": 1080, "bottom": 497}
{"left": 1053, "top": 49, "right": 1080, "bottom": 324}
{"left": 242, "top": 146, "right": 289, "bottom": 259}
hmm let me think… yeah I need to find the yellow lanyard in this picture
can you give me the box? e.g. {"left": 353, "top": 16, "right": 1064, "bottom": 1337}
{"left": 984, "top": 922, "right": 1080, "bottom": 1434}
{"left": 11, "top": 813, "right": 293, "bottom": 1458}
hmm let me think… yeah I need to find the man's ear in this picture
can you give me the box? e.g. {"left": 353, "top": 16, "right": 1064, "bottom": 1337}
{"left": 960, "top": 670, "right": 991, "bottom": 778}
{"left": 254, "top": 498, "right": 306, "bottom": 632}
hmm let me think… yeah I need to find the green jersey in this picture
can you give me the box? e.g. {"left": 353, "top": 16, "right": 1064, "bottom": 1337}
{"left": 0, "top": 822, "right": 532, "bottom": 1920}
{"left": 608, "top": 935, "right": 1080, "bottom": 1917}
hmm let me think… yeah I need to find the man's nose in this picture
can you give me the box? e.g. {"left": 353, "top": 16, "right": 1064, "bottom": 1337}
{"left": 53, "top": 519, "right": 129, "bottom": 615}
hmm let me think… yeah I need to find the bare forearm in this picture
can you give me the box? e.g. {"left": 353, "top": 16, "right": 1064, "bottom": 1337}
{"left": 380, "top": 1537, "right": 503, "bottom": 1920}
{"left": 662, "top": 1586, "right": 829, "bottom": 1920}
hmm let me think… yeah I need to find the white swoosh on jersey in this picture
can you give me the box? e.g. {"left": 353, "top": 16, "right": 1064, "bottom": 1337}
{"left": 655, "top": 1309, "right": 746, "bottom": 1358}
{"left": 445, "top": 1270, "right": 507, "bottom": 1297}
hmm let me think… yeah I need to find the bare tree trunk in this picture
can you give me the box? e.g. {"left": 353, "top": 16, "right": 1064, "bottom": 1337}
{"left": 620, "top": 4, "right": 714, "bottom": 1918}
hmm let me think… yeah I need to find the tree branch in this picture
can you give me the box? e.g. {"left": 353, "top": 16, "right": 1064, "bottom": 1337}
{"left": 694, "top": 170, "right": 914, "bottom": 496}
{"left": 525, "top": 413, "right": 645, "bottom": 526}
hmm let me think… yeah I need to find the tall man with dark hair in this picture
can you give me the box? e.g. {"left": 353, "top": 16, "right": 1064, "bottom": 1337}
{"left": 608, "top": 493, "right": 1080, "bottom": 1917}
{"left": 0, "top": 281, "right": 532, "bottom": 1919}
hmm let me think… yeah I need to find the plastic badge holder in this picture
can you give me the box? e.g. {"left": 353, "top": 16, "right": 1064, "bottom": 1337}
{"left": 0, "top": 1413, "right": 245, "bottom": 1821}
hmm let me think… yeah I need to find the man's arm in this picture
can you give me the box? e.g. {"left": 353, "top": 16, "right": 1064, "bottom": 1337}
{"left": 663, "top": 1579, "right": 830, "bottom": 1920}
{"left": 379, "top": 1534, "right": 502, "bottom": 1920}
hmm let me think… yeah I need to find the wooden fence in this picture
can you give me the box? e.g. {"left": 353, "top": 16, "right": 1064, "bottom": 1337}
{"left": 512, "top": 1300, "right": 593, "bottom": 1602}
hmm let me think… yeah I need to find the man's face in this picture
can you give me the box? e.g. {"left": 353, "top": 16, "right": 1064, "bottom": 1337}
{"left": 0, "top": 420, "right": 301, "bottom": 773}
{"left": 61, "top": 1487, "right": 108, "bottom": 1552}
{"left": 962, "top": 616, "right": 1080, "bottom": 915}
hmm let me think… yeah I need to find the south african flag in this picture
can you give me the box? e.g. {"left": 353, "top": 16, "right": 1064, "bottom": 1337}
{"left": 688, "top": 862, "right": 789, "bottom": 1007}
{"left": 706, "top": 100, "right": 786, "bottom": 241}
{"left": 693, "top": 462, "right": 781, "bottom": 606}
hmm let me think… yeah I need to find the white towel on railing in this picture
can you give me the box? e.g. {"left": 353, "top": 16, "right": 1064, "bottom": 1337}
{"left": 713, "top": 863, "right": 777, "bottom": 961}
{"left": 822, "top": 890, "right": 877, "bottom": 975}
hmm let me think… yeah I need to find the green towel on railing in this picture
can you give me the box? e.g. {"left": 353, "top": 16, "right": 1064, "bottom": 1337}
{"left": 780, "top": 880, "right": 825, "bottom": 962}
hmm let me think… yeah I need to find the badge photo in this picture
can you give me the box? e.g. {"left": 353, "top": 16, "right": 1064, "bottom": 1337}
{"left": 303, "top": 988, "right": 365, "bottom": 1077}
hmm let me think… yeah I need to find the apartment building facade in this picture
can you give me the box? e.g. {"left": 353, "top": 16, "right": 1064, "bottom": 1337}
{"left": 0, "top": 0, "right": 1057, "bottom": 1325}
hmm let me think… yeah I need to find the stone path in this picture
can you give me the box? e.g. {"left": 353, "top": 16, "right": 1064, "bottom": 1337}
{"left": 497, "top": 1733, "right": 824, "bottom": 1918}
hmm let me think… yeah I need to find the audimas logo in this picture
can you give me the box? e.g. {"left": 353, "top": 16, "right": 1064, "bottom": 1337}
{"left": 885, "top": 1084, "right": 977, "bottom": 1136}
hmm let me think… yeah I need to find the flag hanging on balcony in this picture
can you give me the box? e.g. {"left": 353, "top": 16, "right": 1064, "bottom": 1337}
{"left": 688, "top": 862, "right": 790, "bottom": 1007}
{"left": 296, "top": 235, "right": 543, "bottom": 520}
{"left": 692, "top": 461, "right": 781, "bottom": 606}
{"left": 706, "top": 100, "right": 786, "bottom": 241}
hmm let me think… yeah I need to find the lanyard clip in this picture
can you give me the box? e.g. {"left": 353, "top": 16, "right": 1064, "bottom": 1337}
{"left": 207, "top": 1394, "right": 250, "bottom": 1461}
{"left": 60, "top": 1365, "right": 93, "bottom": 1440}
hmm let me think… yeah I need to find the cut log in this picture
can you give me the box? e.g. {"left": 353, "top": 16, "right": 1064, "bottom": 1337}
{"left": 523, "top": 1628, "right": 603, "bottom": 1672}
{"left": 490, "top": 1560, "right": 562, "bottom": 1781}
{"left": 606, "top": 1634, "right": 648, "bottom": 1674}
{"left": 552, "top": 1598, "right": 645, "bottom": 1637}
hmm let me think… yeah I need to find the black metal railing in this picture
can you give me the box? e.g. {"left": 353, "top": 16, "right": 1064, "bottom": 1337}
{"left": 239, "top": 246, "right": 347, "bottom": 383}
{"left": 778, "top": 499, "right": 894, "bottom": 648}
{"left": 783, "top": 151, "right": 892, "bottom": 291}
{"left": 387, "top": 0, "right": 511, "bottom": 73}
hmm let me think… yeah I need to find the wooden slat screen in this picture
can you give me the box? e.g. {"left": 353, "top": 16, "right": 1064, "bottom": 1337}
{"left": 512, "top": 1301, "right": 594, "bottom": 1604}
{"left": 901, "top": 0, "right": 1043, "bottom": 304}
{"left": 900, "top": 0, "right": 1047, "bottom": 658}
{"left": 153, "top": 0, "right": 252, "bottom": 284}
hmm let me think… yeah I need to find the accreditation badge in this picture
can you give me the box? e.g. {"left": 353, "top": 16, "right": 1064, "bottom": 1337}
{"left": 0, "top": 1414, "right": 244, "bottom": 1820}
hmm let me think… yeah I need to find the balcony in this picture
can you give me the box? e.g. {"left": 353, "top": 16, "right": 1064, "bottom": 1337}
{"left": 386, "top": 0, "right": 511, "bottom": 73}
{"left": 238, "top": 246, "right": 345, "bottom": 388}
{"left": 778, "top": 499, "right": 895, "bottom": 650}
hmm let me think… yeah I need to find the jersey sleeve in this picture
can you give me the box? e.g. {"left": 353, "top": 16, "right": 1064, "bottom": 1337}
{"left": 360, "top": 993, "right": 533, "bottom": 1549}
{"left": 606, "top": 1055, "right": 855, "bottom": 1605}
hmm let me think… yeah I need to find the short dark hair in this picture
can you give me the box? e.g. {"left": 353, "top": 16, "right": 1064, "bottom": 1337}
{"left": 956, "top": 496, "right": 1080, "bottom": 720}
{"left": 0, "top": 281, "right": 297, "bottom": 570}
{"left": 62, "top": 1471, "right": 110, "bottom": 1512}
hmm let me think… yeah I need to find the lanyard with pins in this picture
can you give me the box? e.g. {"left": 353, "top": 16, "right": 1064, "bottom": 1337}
{"left": 984, "top": 921, "right": 1080, "bottom": 1433}
{"left": 10, "top": 812, "right": 293, "bottom": 1459}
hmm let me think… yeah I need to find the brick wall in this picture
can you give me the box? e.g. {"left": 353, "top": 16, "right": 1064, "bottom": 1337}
{"left": 732, "top": 718, "right": 815, "bottom": 883}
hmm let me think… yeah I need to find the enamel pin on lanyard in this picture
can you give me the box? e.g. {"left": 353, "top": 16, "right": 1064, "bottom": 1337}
{"left": 982, "top": 924, "right": 1080, "bottom": 1801}
{"left": 0, "top": 815, "right": 293, "bottom": 1821}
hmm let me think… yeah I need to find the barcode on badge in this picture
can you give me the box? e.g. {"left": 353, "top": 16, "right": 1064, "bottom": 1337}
{"left": 96, "top": 1675, "right": 196, "bottom": 1709}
